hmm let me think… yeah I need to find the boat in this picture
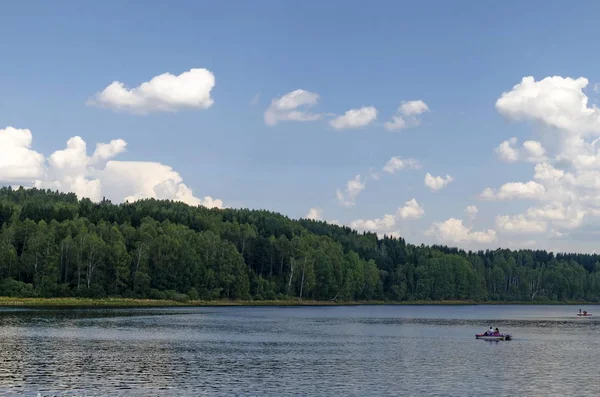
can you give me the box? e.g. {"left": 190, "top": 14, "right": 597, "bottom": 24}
{"left": 576, "top": 312, "right": 592, "bottom": 317}
{"left": 475, "top": 333, "right": 512, "bottom": 341}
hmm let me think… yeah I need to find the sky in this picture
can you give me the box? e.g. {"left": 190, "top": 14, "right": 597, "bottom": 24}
{"left": 2, "top": 0, "right": 600, "bottom": 253}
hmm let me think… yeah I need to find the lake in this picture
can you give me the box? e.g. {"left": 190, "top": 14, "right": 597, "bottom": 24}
{"left": 0, "top": 304, "right": 598, "bottom": 396}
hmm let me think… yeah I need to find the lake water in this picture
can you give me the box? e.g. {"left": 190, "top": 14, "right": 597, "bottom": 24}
{"left": 0, "top": 304, "right": 598, "bottom": 396}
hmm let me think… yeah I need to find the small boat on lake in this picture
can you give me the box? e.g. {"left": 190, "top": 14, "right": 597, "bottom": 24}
{"left": 476, "top": 333, "right": 512, "bottom": 341}
{"left": 577, "top": 310, "right": 592, "bottom": 317}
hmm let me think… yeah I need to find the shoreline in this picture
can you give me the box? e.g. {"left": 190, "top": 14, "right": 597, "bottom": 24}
{"left": 0, "top": 297, "right": 597, "bottom": 308}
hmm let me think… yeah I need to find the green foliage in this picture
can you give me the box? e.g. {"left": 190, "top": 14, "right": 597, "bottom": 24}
{"left": 0, "top": 186, "right": 598, "bottom": 302}
{"left": 0, "top": 278, "right": 36, "bottom": 297}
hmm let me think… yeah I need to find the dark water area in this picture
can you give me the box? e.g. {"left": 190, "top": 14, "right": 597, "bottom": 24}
{"left": 0, "top": 305, "right": 598, "bottom": 396}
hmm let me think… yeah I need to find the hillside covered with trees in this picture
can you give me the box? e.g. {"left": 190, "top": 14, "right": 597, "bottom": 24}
{"left": 0, "top": 186, "right": 599, "bottom": 302}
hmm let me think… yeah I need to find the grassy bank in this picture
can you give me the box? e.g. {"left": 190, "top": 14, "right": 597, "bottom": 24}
{"left": 0, "top": 297, "right": 597, "bottom": 308}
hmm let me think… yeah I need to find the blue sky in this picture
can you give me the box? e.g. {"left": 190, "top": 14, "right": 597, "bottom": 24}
{"left": 2, "top": 1, "right": 600, "bottom": 252}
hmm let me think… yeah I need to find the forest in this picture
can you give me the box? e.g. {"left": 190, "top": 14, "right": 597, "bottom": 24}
{"left": 0, "top": 186, "right": 599, "bottom": 302}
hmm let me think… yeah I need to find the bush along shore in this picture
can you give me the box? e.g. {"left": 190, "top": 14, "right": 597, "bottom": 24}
{"left": 0, "top": 187, "right": 599, "bottom": 304}
{"left": 0, "top": 297, "right": 596, "bottom": 308}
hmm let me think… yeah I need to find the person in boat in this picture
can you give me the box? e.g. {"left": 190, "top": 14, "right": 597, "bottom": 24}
{"left": 487, "top": 326, "right": 494, "bottom": 335}
{"left": 494, "top": 328, "right": 500, "bottom": 335}
{"left": 579, "top": 309, "right": 582, "bottom": 314}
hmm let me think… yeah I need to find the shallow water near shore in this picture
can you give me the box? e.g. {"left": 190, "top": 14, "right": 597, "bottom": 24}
{"left": 0, "top": 304, "right": 598, "bottom": 396}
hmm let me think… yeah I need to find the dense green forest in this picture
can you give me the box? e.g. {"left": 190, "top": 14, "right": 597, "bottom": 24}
{"left": 0, "top": 186, "right": 599, "bottom": 302}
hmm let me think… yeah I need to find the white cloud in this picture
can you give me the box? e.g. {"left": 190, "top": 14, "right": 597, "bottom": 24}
{"left": 305, "top": 207, "right": 322, "bottom": 220}
{"left": 533, "top": 163, "right": 565, "bottom": 182}
{"left": 496, "top": 76, "right": 600, "bottom": 135}
{"left": 338, "top": 157, "right": 420, "bottom": 209}
{"left": 383, "top": 156, "right": 421, "bottom": 173}
{"left": 495, "top": 137, "right": 519, "bottom": 163}
{"left": 397, "top": 198, "right": 424, "bottom": 219}
{"left": 350, "top": 214, "right": 396, "bottom": 233}
{"left": 465, "top": 205, "right": 478, "bottom": 219}
{"left": 102, "top": 162, "right": 222, "bottom": 208}
{"left": 91, "top": 139, "right": 127, "bottom": 164}
{"left": 522, "top": 140, "right": 546, "bottom": 160}
{"left": 495, "top": 214, "right": 547, "bottom": 234}
{"left": 399, "top": 100, "right": 429, "bottom": 116}
{"left": 264, "top": 89, "right": 322, "bottom": 126}
{"left": 330, "top": 106, "right": 377, "bottom": 130}
{"left": 424, "top": 173, "right": 454, "bottom": 191}
{"left": 3, "top": 126, "right": 223, "bottom": 209}
{"left": 42, "top": 136, "right": 103, "bottom": 201}
{"left": 495, "top": 137, "right": 546, "bottom": 163}
{"left": 88, "top": 68, "right": 215, "bottom": 114}
{"left": 480, "top": 181, "right": 545, "bottom": 200}
{"left": 384, "top": 116, "right": 407, "bottom": 131}
{"left": 426, "top": 218, "right": 496, "bottom": 244}
{"left": 484, "top": 75, "right": 600, "bottom": 240}
{"left": 348, "top": 198, "right": 423, "bottom": 237}
{"left": 526, "top": 202, "right": 585, "bottom": 230}
{"left": 336, "top": 175, "right": 366, "bottom": 207}
{"left": 384, "top": 100, "right": 429, "bottom": 131}
{"left": 0, "top": 127, "right": 46, "bottom": 184}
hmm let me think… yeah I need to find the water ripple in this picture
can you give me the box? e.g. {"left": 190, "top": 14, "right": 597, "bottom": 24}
{"left": 0, "top": 305, "right": 598, "bottom": 396}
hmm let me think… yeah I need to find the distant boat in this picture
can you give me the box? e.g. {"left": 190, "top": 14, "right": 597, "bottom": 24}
{"left": 576, "top": 312, "right": 592, "bottom": 317}
{"left": 476, "top": 333, "right": 512, "bottom": 341}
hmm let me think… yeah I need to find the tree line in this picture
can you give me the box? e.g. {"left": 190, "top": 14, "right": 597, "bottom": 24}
{"left": 0, "top": 186, "right": 598, "bottom": 302}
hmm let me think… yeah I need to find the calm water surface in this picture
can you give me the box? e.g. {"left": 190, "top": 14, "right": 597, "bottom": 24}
{"left": 0, "top": 305, "right": 598, "bottom": 396}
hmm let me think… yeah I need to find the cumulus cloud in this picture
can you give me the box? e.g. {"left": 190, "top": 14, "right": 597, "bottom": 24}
{"left": 336, "top": 175, "right": 366, "bottom": 207}
{"left": 384, "top": 100, "right": 429, "bottom": 131}
{"left": 496, "top": 76, "right": 600, "bottom": 135}
{"left": 348, "top": 198, "right": 424, "bottom": 237}
{"left": 0, "top": 127, "right": 46, "bottom": 184}
{"left": 2, "top": 126, "right": 222, "bottom": 209}
{"left": 522, "top": 140, "right": 546, "bottom": 160}
{"left": 88, "top": 68, "right": 215, "bottom": 114}
{"left": 101, "top": 161, "right": 222, "bottom": 208}
{"left": 424, "top": 173, "right": 454, "bottom": 191}
{"left": 383, "top": 156, "right": 421, "bottom": 174}
{"left": 495, "top": 137, "right": 546, "bottom": 163}
{"left": 330, "top": 106, "right": 377, "bottom": 130}
{"left": 384, "top": 116, "right": 407, "bottom": 131}
{"left": 495, "top": 137, "right": 520, "bottom": 163}
{"left": 480, "top": 181, "right": 545, "bottom": 200}
{"left": 399, "top": 100, "right": 430, "bottom": 116}
{"left": 495, "top": 214, "right": 547, "bottom": 234}
{"left": 91, "top": 139, "right": 127, "bottom": 164}
{"left": 305, "top": 207, "right": 322, "bottom": 220}
{"left": 264, "top": 89, "right": 322, "bottom": 126}
{"left": 465, "top": 205, "right": 478, "bottom": 219}
{"left": 426, "top": 218, "right": 496, "bottom": 244}
{"left": 337, "top": 157, "right": 421, "bottom": 207}
{"left": 526, "top": 203, "right": 584, "bottom": 230}
{"left": 397, "top": 199, "right": 424, "bottom": 219}
{"left": 484, "top": 75, "right": 600, "bottom": 238}
{"left": 533, "top": 163, "right": 565, "bottom": 182}
{"left": 350, "top": 214, "right": 396, "bottom": 233}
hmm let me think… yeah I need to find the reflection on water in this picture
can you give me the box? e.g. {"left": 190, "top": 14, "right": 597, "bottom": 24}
{"left": 0, "top": 305, "right": 598, "bottom": 396}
